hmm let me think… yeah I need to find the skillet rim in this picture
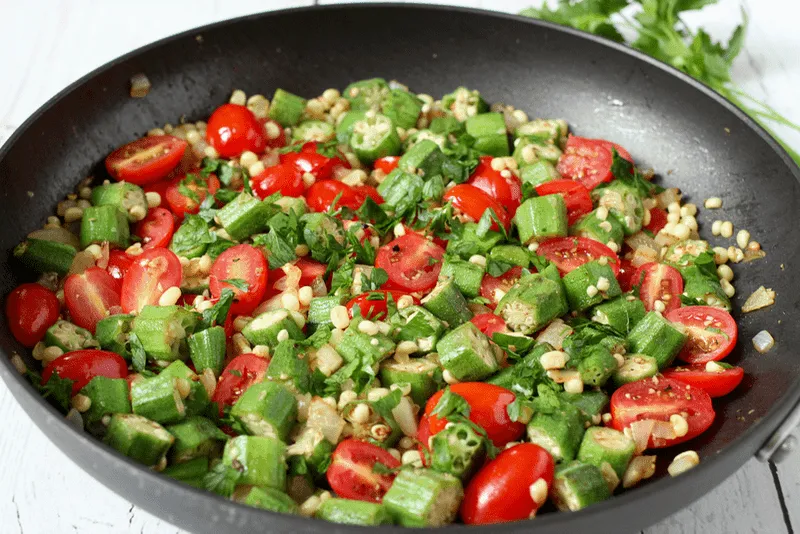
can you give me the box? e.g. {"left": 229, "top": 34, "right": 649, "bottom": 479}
{"left": 1, "top": 3, "right": 798, "bottom": 532}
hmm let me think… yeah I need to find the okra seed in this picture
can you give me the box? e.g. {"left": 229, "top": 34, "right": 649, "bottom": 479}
{"left": 396, "top": 340, "right": 419, "bottom": 356}
{"left": 721, "top": 279, "right": 736, "bottom": 298}
{"left": 358, "top": 320, "right": 379, "bottom": 336}
{"left": 148, "top": 128, "right": 166, "bottom": 136}
{"left": 643, "top": 209, "right": 652, "bottom": 226}
{"left": 606, "top": 241, "right": 619, "bottom": 253}
{"left": 298, "top": 286, "right": 314, "bottom": 307}
{"left": 396, "top": 295, "right": 414, "bottom": 310}
{"left": 682, "top": 215, "right": 698, "bottom": 231}
{"left": 321, "top": 397, "right": 338, "bottom": 410}
{"left": 85, "top": 244, "right": 103, "bottom": 259}
{"left": 265, "top": 121, "right": 282, "bottom": 140}
{"left": 602, "top": 413, "right": 613, "bottom": 424}
{"left": 670, "top": 414, "right": 689, "bottom": 437}
{"left": 727, "top": 246, "right": 744, "bottom": 263}
{"left": 666, "top": 212, "right": 680, "bottom": 224}
{"left": 398, "top": 436, "right": 414, "bottom": 450}
{"left": 145, "top": 191, "right": 161, "bottom": 208}
{"left": 350, "top": 403, "right": 370, "bottom": 423}
{"left": 239, "top": 151, "right": 259, "bottom": 169}
{"left": 712, "top": 246, "right": 729, "bottom": 264}
{"left": 64, "top": 207, "right": 84, "bottom": 223}
{"left": 233, "top": 316, "right": 253, "bottom": 332}
{"left": 199, "top": 368, "right": 217, "bottom": 398}
{"left": 129, "top": 205, "right": 147, "bottom": 221}
{"left": 281, "top": 293, "right": 301, "bottom": 312}
{"left": 367, "top": 388, "right": 390, "bottom": 402}
{"left": 705, "top": 361, "right": 726, "bottom": 373}
{"left": 667, "top": 202, "right": 681, "bottom": 214}
{"left": 586, "top": 285, "right": 599, "bottom": 297}
{"left": 402, "top": 450, "right": 423, "bottom": 466}
{"left": 564, "top": 377, "right": 584, "bottom": 394}
{"left": 717, "top": 264, "right": 734, "bottom": 282}
{"left": 42, "top": 345, "right": 64, "bottom": 363}
{"left": 295, "top": 244, "right": 310, "bottom": 256}
{"left": 299, "top": 496, "right": 321, "bottom": 517}
{"left": 186, "top": 130, "right": 202, "bottom": 145}
{"left": 598, "top": 221, "right": 613, "bottom": 232}
{"left": 330, "top": 305, "right": 351, "bottom": 330}
{"left": 672, "top": 223, "right": 690, "bottom": 240}
{"left": 528, "top": 242, "right": 540, "bottom": 252}
{"left": 46, "top": 215, "right": 61, "bottom": 227}
{"left": 276, "top": 329, "right": 290, "bottom": 343}
{"left": 175, "top": 378, "right": 191, "bottom": 399}
{"left": 468, "top": 254, "right": 487, "bottom": 267}
{"left": 204, "top": 146, "right": 219, "bottom": 159}
{"left": 79, "top": 187, "right": 92, "bottom": 200}
{"left": 736, "top": 229, "right": 751, "bottom": 250}
{"left": 229, "top": 89, "right": 247, "bottom": 106}
{"left": 596, "top": 277, "right": 611, "bottom": 292}
{"left": 338, "top": 390, "right": 358, "bottom": 410}
{"left": 597, "top": 256, "right": 609, "bottom": 266}
{"left": 529, "top": 478, "right": 549, "bottom": 506}
{"left": 596, "top": 206, "right": 609, "bottom": 220}
{"left": 442, "top": 370, "right": 460, "bottom": 385}
{"left": 540, "top": 350, "right": 569, "bottom": 370}
{"left": 704, "top": 197, "right": 723, "bottom": 209}
{"left": 158, "top": 286, "right": 182, "bottom": 306}
{"left": 653, "top": 300, "right": 666, "bottom": 313}
{"left": 720, "top": 221, "right": 734, "bottom": 238}
{"left": 613, "top": 353, "right": 625, "bottom": 367}
{"left": 248, "top": 161, "right": 265, "bottom": 177}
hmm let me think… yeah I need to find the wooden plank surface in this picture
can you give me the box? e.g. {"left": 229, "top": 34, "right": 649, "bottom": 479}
{"left": 1, "top": 1, "right": 799, "bottom": 533}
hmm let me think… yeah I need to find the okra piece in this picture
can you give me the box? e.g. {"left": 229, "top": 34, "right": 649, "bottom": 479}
{"left": 241, "top": 486, "right": 299, "bottom": 515}
{"left": 13, "top": 238, "right": 76, "bottom": 275}
{"left": 496, "top": 273, "right": 569, "bottom": 334}
{"left": 231, "top": 381, "right": 298, "bottom": 440}
{"left": 292, "top": 120, "right": 335, "bottom": 143}
{"left": 465, "top": 112, "right": 509, "bottom": 157}
{"left": 514, "top": 195, "right": 568, "bottom": 244}
{"left": 131, "top": 305, "right": 197, "bottom": 361}
{"left": 512, "top": 137, "right": 563, "bottom": 167}
{"left": 275, "top": 195, "right": 308, "bottom": 217}
{"left": 592, "top": 181, "right": 644, "bottom": 235}
{"left": 552, "top": 462, "right": 612, "bottom": 511}
{"left": 436, "top": 322, "right": 500, "bottom": 381}
{"left": 350, "top": 113, "right": 402, "bottom": 164}
{"left": 383, "top": 469, "right": 464, "bottom": 527}
{"left": 166, "top": 416, "right": 228, "bottom": 463}
{"left": 404, "top": 129, "right": 447, "bottom": 151}
{"left": 381, "top": 89, "right": 423, "bottom": 129}
{"left": 439, "top": 256, "right": 484, "bottom": 298}
{"left": 590, "top": 295, "right": 646, "bottom": 335}
{"left": 577, "top": 426, "right": 635, "bottom": 479}
{"left": 308, "top": 295, "right": 346, "bottom": 331}
{"left": 560, "top": 390, "right": 609, "bottom": 426}
{"left": 488, "top": 245, "right": 531, "bottom": 269}
{"left": 515, "top": 119, "right": 569, "bottom": 148}
{"left": 398, "top": 139, "right": 445, "bottom": 178}
{"left": 222, "top": 435, "right": 288, "bottom": 489}
{"left": 570, "top": 208, "right": 625, "bottom": 248}
{"left": 527, "top": 403, "right": 585, "bottom": 462}
{"left": 422, "top": 277, "right": 473, "bottom": 327}
{"left": 430, "top": 422, "right": 486, "bottom": 481}
{"left": 376, "top": 168, "right": 424, "bottom": 215}
{"left": 379, "top": 357, "right": 442, "bottom": 407}
{"left": 335, "top": 320, "right": 395, "bottom": 367}
{"left": 269, "top": 88, "right": 307, "bottom": 126}
{"left": 159, "top": 360, "right": 209, "bottom": 417}
{"left": 612, "top": 353, "right": 659, "bottom": 386}
{"left": 343, "top": 78, "right": 390, "bottom": 110}
{"left": 447, "top": 222, "right": 503, "bottom": 259}
{"left": 287, "top": 427, "right": 334, "bottom": 480}
{"left": 216, "top": 192, "right": 273, "bottom": 241}
{"left": 562, "top": 260, "right": 622, "bottom": 312}
{"left": 663, "top": 239, "right": 709, "bottom": 266}
{"left": 577, "top": 345, "right": 617, "bottom": 387}
{"left": 130, "top": 373, "right": 186, "bottom": 424}
{"left": 243, "top": 309, "right": 306, "bottom": 347}
{"left": 104, "top": 413, "right": 174, "bottom": 466}
{"left": 45, "top": 319, "right": 97, "bottom": 352}
{"left": 627, "top": 311, "right": 687, "bottom": 369}
{"left": 80, "top": 205, "right": 130, "bottom": 249}
{"left": 390, "top": 305, "right": 446, "bottom": 352}
{"left": 441, "top": 86, "right": 489, "bottom": 120}
{"left": 91, "top": 181, "right": 147, "bottom": 222}
{"left": 519, "top": 160, "right": 559, "bottom": 188}
{"left": 317, "top": 498, "right": 392, "bottom": 525}
{"left": 95, "top": 314, "right": 134, "bottom": 359}
{"left": 162, "top": 457, "right": 208, "bottom": 488}
{"left": 335, "top": 110, "right": 367, "bottom": 143}
{"left": 188, "top": 326, "right": 226, "bottom": 376}
{"left": 79, "top": 376, "right": 131, "bottom": 426}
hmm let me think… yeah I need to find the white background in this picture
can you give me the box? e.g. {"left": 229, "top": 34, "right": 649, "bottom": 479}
{"left": 1, "top": 1, "right": 799, "bottom": 533}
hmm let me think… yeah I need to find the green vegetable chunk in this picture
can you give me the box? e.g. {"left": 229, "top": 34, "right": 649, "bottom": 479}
{"left": 231, "top": 381, "right": 298, "bottom": 440}
{"left": 383, "top": 469, "right": 463, "bottom": 527}
{"left": 222, "top": 435, "right": 288, "bottom": 489}
{"left": 45, "top": 320, "right": 98, "bottom": 352}
{"left": 612, "top": 353, "right": 659, "bottom": 386}
{"left": 241, "top": 487, "right": 299, "bottom": 515}
{"left": 590, "top": 295, "right": 646, "bottom": 335}
{"left": 131, "top": 305, "right": 197, "bottom": 361}
{"left": 216, "top": 192, "right": 274, "bottom": 241}
{"left": 578, "top": 345, "right": 617, "bottom": 387}
{"left": 527, "top": 402, "right": 585, "bottom": 462}
{"left": 592, "top": 181, "right": 644, "bottom": 236}
{"left": 627, "top": 311, "right": 687, "bottom": 369}
{"left": 379, "top": 357, "right": 442, "bottom": 407}
{"left": 551, "top": 462, "right": 612, "bottom": 511}
{"left": 104, "top": 413, "right": 174, "bottom": 466}
{"left": 421, "top": 277, "right": 473, "bottom": 327}
{"left": 436, "top": 322, "right": 500, "bottom": 382}
{"left": 13, "top": 239, "right": 77, "bottom": 275}
{"left": 95, "top": 314, "right": 134, "bottom": 359}
{"left": 188, "top": 326, "right": 227, "bottom": 376}
{"left": 79, "top": 376, "right": 131, "bottom": 426}
{"left": 242, "top": 309, "right": 306, "bottom": 347}
{"left": 316, "top": 498, "right": 392, "bottom": 526}
{"left": 167, "top": 416, "right": 228, "bottom": 463}
{"left": 465, "top": 112, "right": 509, "bottom": 157}
{"left": 269, "top": 88, "right": 307, "bottom": 126}
{"left": 80, "top": 205, "right": 130, "bottom": 249}
{"left": 496, "top": 273, "right": 568, "bottom": 334}
{"left": 91, "top": 182, "right": 147, "bottom": 223}
{"left": 439, "top": 256, "right": 485, "bottom": 298}
{"left": 430, "top": 422, "right": 486, "bottom": 481}
{"left": 350, "top": 113, "right": 402, "bottom": 164}
{"left": 514, "top": 195, "right": 568, "bottom": 244}
{"left": 562, "top": 260, "right": 621, "bottom": 312}
{"left": 577, "top": 426, "right": 635, "bottom": 479}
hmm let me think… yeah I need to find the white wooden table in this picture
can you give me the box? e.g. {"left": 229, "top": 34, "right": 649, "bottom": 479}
{"left": 1, "top": 1, "right": 799, "bottom": 532}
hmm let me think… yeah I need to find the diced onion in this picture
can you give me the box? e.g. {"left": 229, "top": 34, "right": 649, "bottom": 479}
{"left": 650, "top": 420, "right": 677, "bottom": 440}
{"left": 27, "top": 227, "right": 80, "bottom": 249}
{"left": 307, "top": 399, "right": 345, "bottom": 444}
{"left": 742, "top": 286, "right": 776, "bottom": 313}
{"left": 130, "top": 73, "right": 151, "bottom": 98}
{"left": 752, "top": 330, "right": 775, "bottom": 354}
{"left": 629, "top": 419, "right": 656, "bottom": 454}
{"left": 656, "top": 188, "right": 682, "bottom": 210}
{"left": 536, "top": 319, "right": 573, "bottom": 350}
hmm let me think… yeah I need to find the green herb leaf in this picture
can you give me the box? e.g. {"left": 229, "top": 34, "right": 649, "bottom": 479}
{"left": 129, "top": 332, "right": 147, "bottom": 373}
{"left": 222, "top": 278, "right": 250, "bottom": 291}
{"left": 198, "top": 288, "right": 235, "bottom": 330}
{"left": 32, "top": 370, "right": 75, "bottom": 413}
{"left": 203, "top": 461, "right": 242, "bottom": 498}
{"left": 431, "top": 388, "right": 471, "bottom": 420}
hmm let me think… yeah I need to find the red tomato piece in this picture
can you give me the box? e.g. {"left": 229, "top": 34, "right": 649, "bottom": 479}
{"left": 134, "top": 207, "right": 175, "bottom": 250}
{"left": 645, "top": 207, "right": 668, "bottom": 234}
{"left": 479, "top": 266, "right": 523, "bottom": 309}
{"left": 259, "top": 119, "right": 287, "bottom": 148}
{"left": 662, "top": 364, "right": 744, "bottom": 398}
{"left": 556, "top": 135, "right": 633, "bottom": 190}
{"left": 470, "top": 313, "right": 508, "bottom": 338}
{"left": 537, "top": 237, "right": 620, "bottom": 276}
{"left": 281, "top": 142, "right": 349, "bottom": 182}
{"left": 105, "top": 135, "right": 188, "bottom": 185}
{"left": 353, "top": 185, "right": 384, "bottom": 206}
{"left": 165, "top": 174, "right": 220, "bottom": 219}
{"left": 326, "top": 439, "right": 401, "bottom": 503}
{"left": 251, "top": 163, "right": 303, "bottom": 199}
{"left": 120, "top": 248, "right": 183, "bottom": 313}
{"left": 42, "top": 350, "right": 128, "bottom": 395}
{"left": 535, "top": 179, "right": 593, "bottom": 226}
{"left": 206, "top": 104, "right": 267, "bottom": 158}
{"left": 345, "top": 290, "right": 416, "bottom": 320}
{"left": 461, "top": 443, "right": 555, "bottom": 524}
{"left": 212, "top": 353, "right": 270, "bottom": 408}
{"left": 306, "top": 180, "right": 361, "bottom": 212}
{"left": 6, "top": 283, "right": 60, "bottom": 348}
{"left": 296, "top": 258, "right": 327, "bottom": 288}
{"left": 611, "top": 376, "right": 715, "bottom": 448}
{"left": 633, "top": 262, "right": 684, "bottom": 313}
{"left": 373, "top": 156, "right": 401, "bottom": 174}
{"left": 375, "top": 233, "right": 445, "bottom": 293}
{"left": 209, "top": 244, "right": 268, "bottom": 316}
{"left": 64, "top": 267, "right": 122, "bottom": 333}
{"left": 443, "top": 184, "right": 511, "bottom": 231}
{"left": 468, "top": 156, "right": 523, "bottom": 214}
{"left": 106, "top": 250, "right": 134, "bottom": 283}
{"left": 666, "top": 306, "right": 738, "bottom": 364}
{"left": 425, "top": 383, "right": 525, "bottom": 447}
{"left": 617, "top": 258, "right": 636, "bottom": 292}
{"left": 142, "top": 179, "right": 172, "bottom": 204}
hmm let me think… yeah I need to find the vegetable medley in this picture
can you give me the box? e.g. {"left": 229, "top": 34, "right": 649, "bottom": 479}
{"left": 7, "top": 78, "right": 755, "bottom": 525}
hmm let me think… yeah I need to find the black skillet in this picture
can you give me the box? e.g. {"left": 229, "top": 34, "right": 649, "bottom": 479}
{"left": 1, "top": 4, "right": 799, "bottom": 533}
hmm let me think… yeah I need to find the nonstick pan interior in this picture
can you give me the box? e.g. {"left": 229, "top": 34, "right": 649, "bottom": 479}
{"left": 1, "top": 4, "right": 799, "bottom": 533}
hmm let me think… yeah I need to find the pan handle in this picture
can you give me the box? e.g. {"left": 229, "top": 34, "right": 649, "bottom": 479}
{"left": 757, "top": 402, "right": 800, "bottom": 463}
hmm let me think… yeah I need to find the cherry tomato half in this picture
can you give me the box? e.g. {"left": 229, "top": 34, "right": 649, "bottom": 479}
{"left": 537, "top": 237, "right": 620, "bottom": 276}
{"left": 468, "top": 156, "right": 523, "bottom": 215}
{"left": 479, "top": 266, "right": 523, "bottom": 309}
{"left": 556, "top": 136, "right": 633, "bottom": 190}
{"left": 105, "top": 135, "right": 188, "bottom": 185}
{"left": 209, "top": 244, "right": 268, "bottom": 316}
{"left": 633, "top": 262, "right": 684, "bottom": 313}
{"left": 535, "top": 179, "right": 593, "bottom": 226}
{"left": 375, "top": 233, "right": 445, "bottom": 293}
{"left": 206, "top": 104, "right": 267, "bottom": 158}
{"left": 306, "top": 180, "right": 361, "bottom": 213}
{"left": 425, "top": 383, "right": 525, "bottom": 447}
{"left": 461, "top": 443, "right": 555, "bottom": 524}
{"left": 106, "top": 250, "right": 134, "bottom": 282}
{"left": 470, "top": 313, "right": 508, "bottom": 338}
{"left": 373, "top": 156, "right": 401, "bottom": 175}
{"left": 443, "top": 184, "right": 511, "bottom": 231}
{"left": 134, "top": 207, "right": 175, "bottom": 250}
{"left": 662, "top": 364, "right": 745, "bottom": 398}
{"left": 165, "top": 174, "right": 220, "bottom": 219}
{"left": 326, "top": 439, "right": 401, "bottom": 503}
{"left": 281, "top": 142, "right": 349, "bottom": 182}
{"left": 251, "top": 163, "right": 303, "bottom": 199}
{"left": 617, "top": 258, "right": 636, "bottom": 292}
{"left": 259, "top": 119, "right": 287, "bottom": 149}
{"left": 120, "top": 248, "right": 183, "bottom": 314}
{"left": 666, "top": 306, "right": 738, "bottom": 364}
{"left": 645, "top": 207, "right": 668, "bottom": 234}
{"left": 6, "top": 283, "right": 60, "bottom": 348}
{"left": 611, "top": 376, "right": 715, "bottom": 448}
{"left": 212, "top": 353, "right": 270, "bottom": 408}
{"left": 345, "top": 290, "right": 416, "bottom": 320}
{"left": 42, "top": 350, "right": 128, "bottom": 395}
{"left": 64, "top": 267, "right": 122, "bottom": 333}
